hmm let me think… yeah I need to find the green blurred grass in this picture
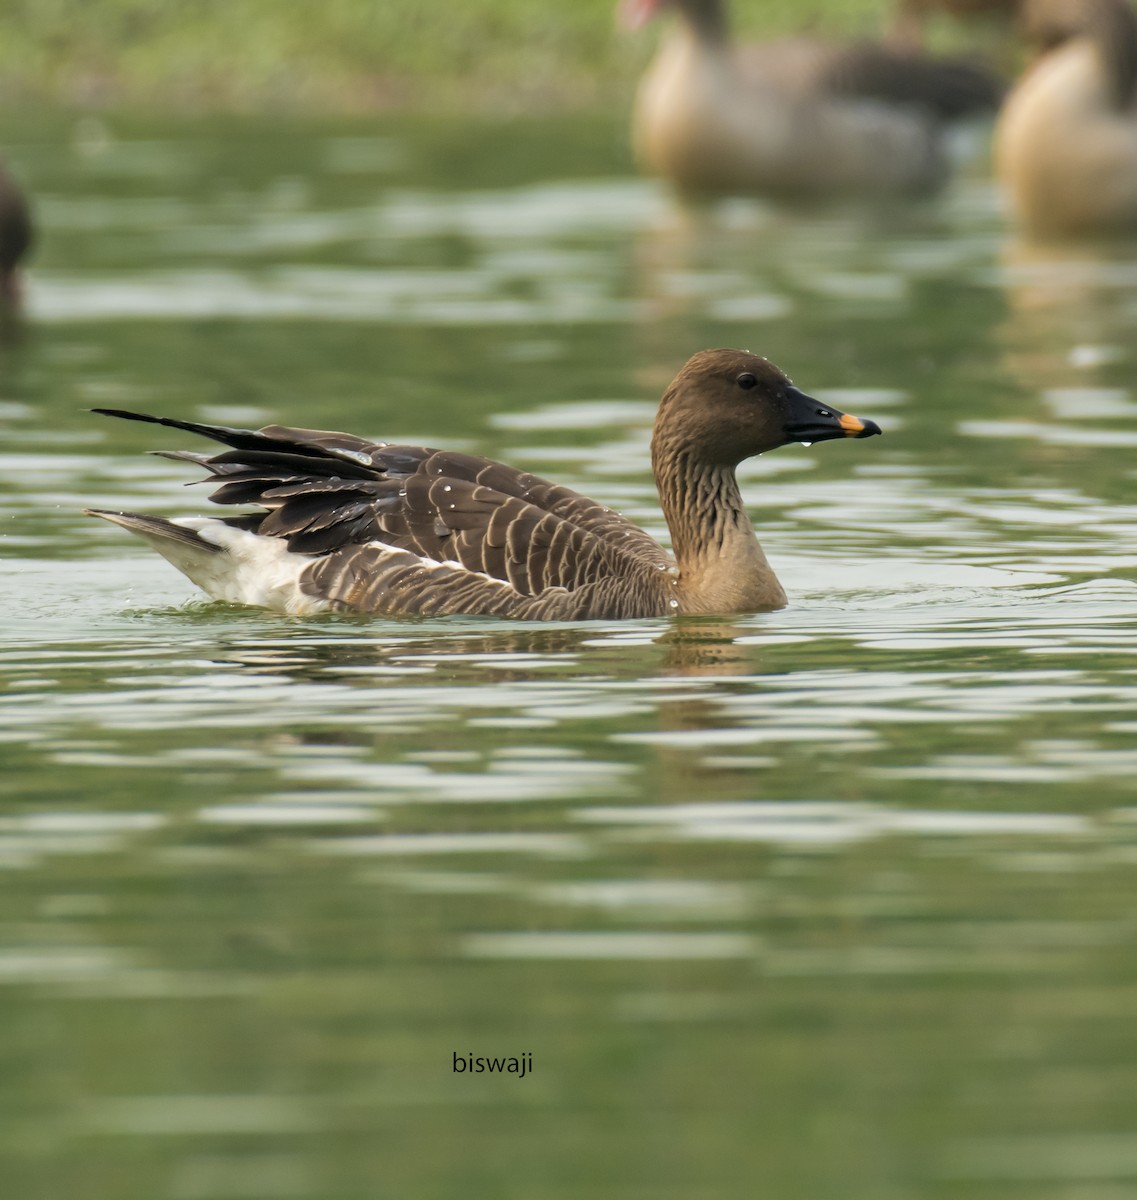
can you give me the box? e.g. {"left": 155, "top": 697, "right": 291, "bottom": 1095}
{"left": 0, "top": 0, "right": 902, "bottom": 113}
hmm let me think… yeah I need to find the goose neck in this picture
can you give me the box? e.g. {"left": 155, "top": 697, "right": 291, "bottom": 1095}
{"left": 1087, "top": 0, "right": 1137, "bottom": 107}
{"left": 653, "top": 448, "right": 786, "bottom": 613}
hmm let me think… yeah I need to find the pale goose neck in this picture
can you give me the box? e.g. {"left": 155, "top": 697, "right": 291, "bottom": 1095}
{"left": 652, "top": 444, "right": 786, "bottom": 613}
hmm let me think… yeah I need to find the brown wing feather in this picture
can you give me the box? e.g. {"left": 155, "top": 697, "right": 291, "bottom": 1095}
{"left": 301, "top": 542, "right": 670, "bottom": 620}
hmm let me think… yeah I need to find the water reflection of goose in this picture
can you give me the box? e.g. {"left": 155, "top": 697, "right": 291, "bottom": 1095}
{"left": 623, "top": 0, "right": 1003, "bottom": 198}
{"left": 212, "top": 627, "right": 600, "bottom": 685}
{"left": 995, "top": 0, "right": 1137, "bottom": 235}
{"left": 85, "top": 350, "right": 880, "bottom": 620}
{"left": 995, "top": 235, "right": 1137, "bottom": 396}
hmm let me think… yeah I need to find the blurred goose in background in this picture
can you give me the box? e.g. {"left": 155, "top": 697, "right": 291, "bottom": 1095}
{"left": 622, "top": 0, "right": 1004, "bottom": 198}
{"left": 85, "top": 350, "right": 880, "bottom": 620}
{"left": 995, "top": 0, "right": 1137, "bottom": 235}
{"left": 0, "top": 161, "right": 32, "bottom": 314}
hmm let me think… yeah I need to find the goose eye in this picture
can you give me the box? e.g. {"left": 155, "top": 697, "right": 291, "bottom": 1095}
{"left": 736, "top": 373, "right": 758, "bottom": 391}
{"left": 816, "top": 408, "right": 832, "bottom": 418}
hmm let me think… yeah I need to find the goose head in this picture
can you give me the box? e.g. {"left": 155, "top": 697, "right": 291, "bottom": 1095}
{"left": 652, "top": 348, "right": 881, "bottom": 469}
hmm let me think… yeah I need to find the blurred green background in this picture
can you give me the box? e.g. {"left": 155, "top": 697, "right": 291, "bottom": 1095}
{"left": 0, "top": 0, "right": 978, "bottom": 113}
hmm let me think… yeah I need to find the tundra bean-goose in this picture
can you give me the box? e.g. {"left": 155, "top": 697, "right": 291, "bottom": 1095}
{"left": 0, "top": 160, "right": 32, "bottom": 313}
{"left": 995, "top": 0, "right": 1137, "bottom": 235}
{"left": 85, "top": 350, "right": 881, "bottom": 621}
{"left": 622, "top": 0, "right": 1003, "bottom": 197}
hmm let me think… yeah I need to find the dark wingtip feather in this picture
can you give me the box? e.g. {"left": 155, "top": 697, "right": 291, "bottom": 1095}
{"left": 91, "top": 407, "right": 234, "bottom": 434}
{"left": 150, "top": 449, "right": 214, "bottom": 464}
{"left": 90, "top": 407, "right": 295, "bottom": 454}
{"left": 91, "top": 407, "right": 159, "bottom": 421}
{"left": 89, "top": 408, "right": 384, "bottom": 467}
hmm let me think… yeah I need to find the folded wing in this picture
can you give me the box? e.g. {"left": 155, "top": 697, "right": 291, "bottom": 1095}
{"left": 94, "top": 409, "right": 675, "bottom": 615}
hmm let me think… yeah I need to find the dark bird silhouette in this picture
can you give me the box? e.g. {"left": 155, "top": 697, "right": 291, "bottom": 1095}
{"left": 0, "top": 161, "right": 33, "bottom": 314}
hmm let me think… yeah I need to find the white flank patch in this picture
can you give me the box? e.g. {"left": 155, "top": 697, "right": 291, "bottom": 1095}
{"left": 132, "top": 517, "right": 526, "bottom": 616}
{"left": 152, "top": 519, "right": 331, "bottom": 616}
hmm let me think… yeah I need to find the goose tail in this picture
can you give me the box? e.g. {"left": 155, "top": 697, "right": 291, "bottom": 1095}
{"left": 83, "top": 508, "right": 223, "bottom": 557}
{"left": 83, "top": 509, "right": 326, "bottom": 615}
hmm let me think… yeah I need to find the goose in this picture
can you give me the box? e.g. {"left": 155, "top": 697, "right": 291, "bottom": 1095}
{"left": 622, "top": 0, "right": 1004, "bottom": 197}
{"left": 0, "top": 160, "right": 32, "bottom": 313}
{"left": 84, "top": 349, "right": 880, "bottom": 621}
{"left": 994, "top": 0, "right": 1137, "bottom": 235}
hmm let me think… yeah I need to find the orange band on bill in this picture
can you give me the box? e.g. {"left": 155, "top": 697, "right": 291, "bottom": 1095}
{"left": 839, "top": 413, "right": 867, "bottom": 436}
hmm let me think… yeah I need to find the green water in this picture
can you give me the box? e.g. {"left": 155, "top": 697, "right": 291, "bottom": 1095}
{"left": 4, "top": 113, "right": 1137, "bottom": 1199}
